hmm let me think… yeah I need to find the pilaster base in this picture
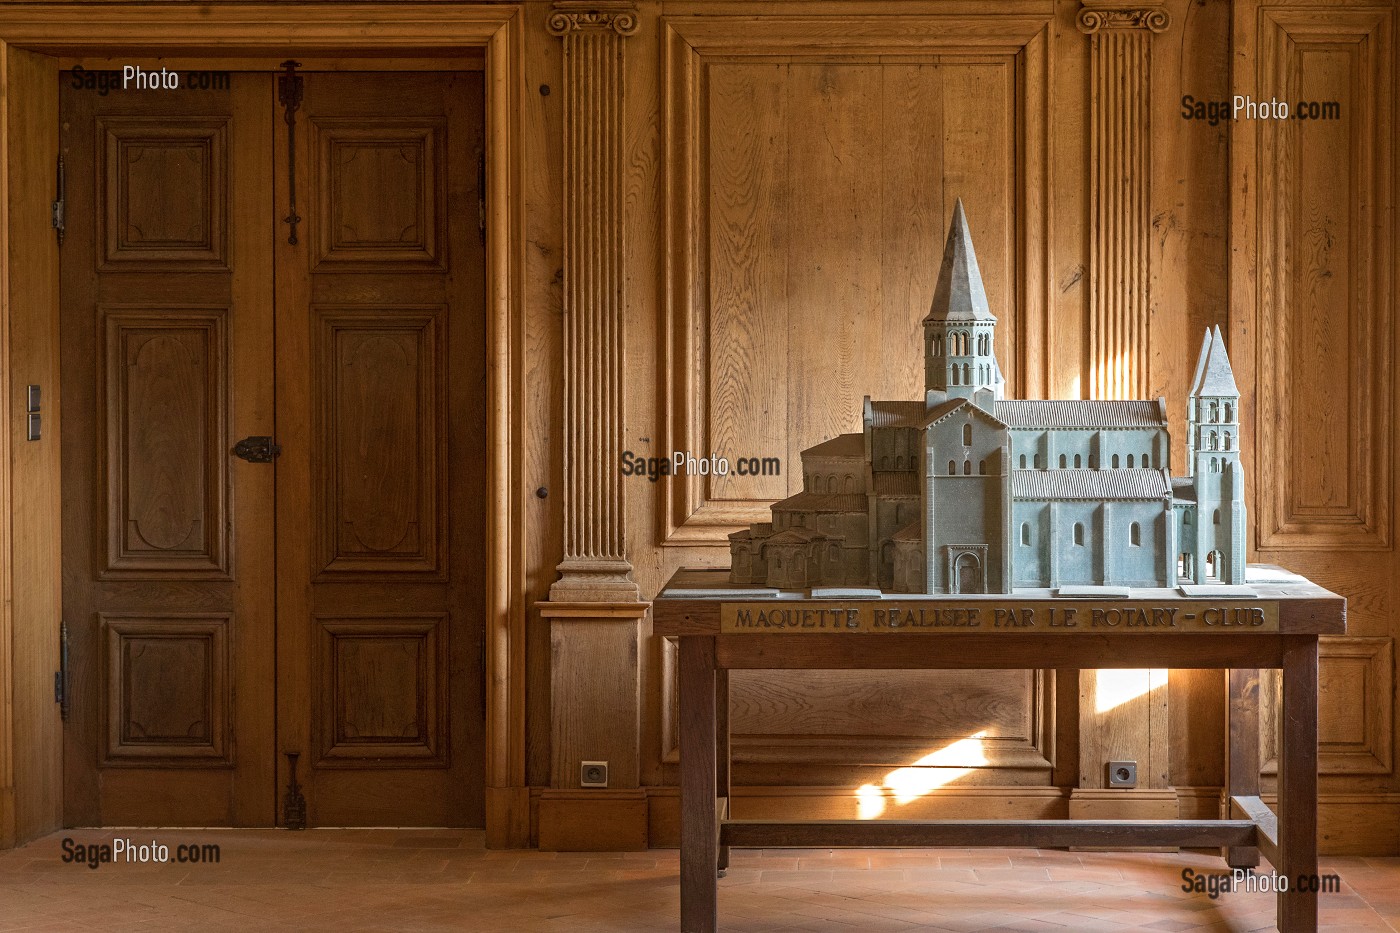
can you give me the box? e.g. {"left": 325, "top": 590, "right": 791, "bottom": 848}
{"left": 549, "top": 558, "right": 641, "bottom": 602}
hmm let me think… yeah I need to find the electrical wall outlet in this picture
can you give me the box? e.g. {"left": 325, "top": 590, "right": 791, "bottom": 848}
{"left": 1107, "top": 760, "right": 1138, "bottom": 788}
{"left": 580, "top": 761, "right": 609, "bottom": 788}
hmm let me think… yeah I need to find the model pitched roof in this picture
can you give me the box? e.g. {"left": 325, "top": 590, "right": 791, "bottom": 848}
{"left": 867, "top": 400, "right": 926, "bottom": 428}
{"left": 1012, "top": 468, "right": 1171, "bottom": 501}
{"left": 805, "top": 433, "right": 864, "bottom": 458}
{"left": 772, "top": 492, "right": 867, "bottom": 512}
{"left": 923, "top": 198, "right": 995, "bottom": 324}
{"left": 996, "top": 399, "right": 1167, "bottom": 429}
{"left": 873, "top": 472, "right": 920, "bottom": 496}
{"left": 1191, "top": 326, "right": 1241, "bottom": 397}
{"left": 922, "top": 396, "right": 1007, "bottom": 429}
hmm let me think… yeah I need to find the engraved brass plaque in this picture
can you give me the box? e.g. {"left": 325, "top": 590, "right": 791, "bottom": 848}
{"left": 719, "top": 600, "right": 1280, "bottom": 633}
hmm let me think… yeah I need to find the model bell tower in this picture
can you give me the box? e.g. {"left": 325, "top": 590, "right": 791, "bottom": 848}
{"left": 923, "top": 199, "right": 1004, "bottom": 413}
{"left": 1187, "top": 326, "right": 1246, "bottom": 584}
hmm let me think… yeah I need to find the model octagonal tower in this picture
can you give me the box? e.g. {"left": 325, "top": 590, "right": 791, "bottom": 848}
{"left": 729, "top": 199, "right": 1247, "bottom": 594}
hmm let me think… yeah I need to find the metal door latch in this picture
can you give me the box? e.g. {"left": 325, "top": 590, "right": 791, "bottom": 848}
{"left": 233, "top": 436, "right": 282, "bottom": 463}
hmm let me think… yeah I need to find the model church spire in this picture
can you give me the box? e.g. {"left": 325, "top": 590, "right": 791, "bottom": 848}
{"left": 923, "top": 198, "right": 1004, "bottom": 410}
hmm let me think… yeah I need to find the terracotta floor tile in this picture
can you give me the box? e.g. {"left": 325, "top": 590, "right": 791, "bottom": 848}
{"left": 0, "top": 831, "right": 1396, "bottom": 931}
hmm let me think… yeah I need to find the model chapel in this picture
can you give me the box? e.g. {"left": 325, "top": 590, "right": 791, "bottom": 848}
{"left": 729, "top": 201, "right": 1247, "bottom": 594}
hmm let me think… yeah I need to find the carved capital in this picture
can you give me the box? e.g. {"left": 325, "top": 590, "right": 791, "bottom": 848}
{"left": 1077, "top": 4, "right": 1170, "bottom": 34}
{"left": 548, "top": 2, "right": 639, "bottom": 37}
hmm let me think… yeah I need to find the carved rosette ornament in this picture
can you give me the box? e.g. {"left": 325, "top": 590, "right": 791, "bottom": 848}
{"left": 548, "top": 1, "right": 641, "bottom": 602}
{"left": 1078, "top": 3, "right": 1171, "bottom": 400}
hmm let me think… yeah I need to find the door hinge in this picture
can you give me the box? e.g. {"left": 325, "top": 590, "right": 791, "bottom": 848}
{"left": 55, "top": 620, "right": 70, "bottom": 721}
{"left": 51, "top": 154, "right": 65, "bottom": 245}
{"left": 477, "top": 148, "right": 487, "bottom": 243}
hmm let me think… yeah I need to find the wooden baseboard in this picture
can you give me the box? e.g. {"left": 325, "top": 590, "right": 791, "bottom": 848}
{"left": 1068, "top": 788, "right": 1179, "bottom": 851}
{"left": 571, "top": 778, "right": 1400, "bottom": 851}
{"left": 537, "top": 789, "right": 648, "bottom": 851}
{"left": 485, "top": 785, "right": 530, "bottom": 849}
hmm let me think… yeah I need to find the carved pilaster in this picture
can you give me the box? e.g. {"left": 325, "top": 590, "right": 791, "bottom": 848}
{"left": 1078, "top": 2, "right": 1170, "bottom": 400}
{"left": 548, "top": 2, "right": 640, "bottom": 601}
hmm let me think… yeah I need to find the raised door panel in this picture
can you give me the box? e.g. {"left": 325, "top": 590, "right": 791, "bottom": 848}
{"left": 103, "top": 614, "right": 231, "bottom": 765}
{"left": 313, "top": 307, "right": 446, "bottom": 577}
{"left": 313, "top": 119, "right": 447, "bottom": 270}
{"left": 101, "top": 308, "right": 228, "bottom": 576}
{"left": 314, "top": 615, "right": 448, "bottom": 766}
{"left": 99, "top": 118, "right": 228, "bottom": 269}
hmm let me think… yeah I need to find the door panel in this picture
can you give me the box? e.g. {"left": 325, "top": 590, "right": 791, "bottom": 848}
{"left": 274, "top": 72, "right": 486, "bottom": 827}
{"left": 61, "top": 75, "right": 276, "bottom": 825}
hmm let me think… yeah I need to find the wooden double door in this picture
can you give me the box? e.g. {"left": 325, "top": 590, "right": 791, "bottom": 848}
{"left": 59, "top": 71, "right": 486, "bottom": 827}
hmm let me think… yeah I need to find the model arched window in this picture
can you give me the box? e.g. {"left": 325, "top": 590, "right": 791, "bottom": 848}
{"left": 1127, "top": 454, "right": 1135, "bottom": 468}
{"left": 1112, "top": 454, "right": 1120, "bottom": 468}
{"left": 1223, "top": 434, "right": 1232, "bottom": 451}
{"left": 844, "top": 476, "right": 854, "bottom": 493}
{"left": 1224, "top": 402, "right": 1234, "bottom": 421}
{"left": 1129, "top": 522, "right": 1141, "bottom": 547}
{"left": 1034, "top": 454, "right": 1042, "bottom": 469}
{"left": 978, "top": 460, "right": 986, "bottom": 475}
{"left": 934, "top": 335, "right": 943, "bottom": 355}
{"left": 1209, "top": 431, "right": 1218, "bottom": 450}
{"left": 962, "top": 363, "right": 971, "bottom": 384}
{"left": 1074, "top": 454, "right": 1082, "bottom": 468}
{"left": 1144, "top": 451, "right": 1152, "bottom": 467}
{"left": 963, "top": 423, "right": 973, "bottom": 446}
{"left": 1213, "top": 508, "right": 1221, "bottom": 525}
{"left": 1210, "top": 401, "right": 1219, "bottom": 422}
{"left": 1019, "top": 454, "right": 1027, "bottom": 469}
{"left": 948, "top": 460, "right": 956, "bottom": 475}
{"left": 950, "top": 367, "right": 959, "bottom": 386}
{"left": 963, "top": 460, "right": 971, "bottom": 475}
{"left": 1073, "top": 522, "right": 1085, "bottom": 546}
{"left": 1021, "top": 523, "right": 1031, "bottom": 546}
{"left": 1059, "top": 454, "right": 1068, "bottom": 469}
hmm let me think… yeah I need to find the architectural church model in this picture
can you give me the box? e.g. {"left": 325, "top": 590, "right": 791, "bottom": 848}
{"left": 729, "top": 200, "right": 1247, "bottom": 594}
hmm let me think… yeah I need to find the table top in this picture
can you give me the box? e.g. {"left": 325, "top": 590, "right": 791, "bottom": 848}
{"left": 652, "top": 566, "right": 1346, "bottom": 637}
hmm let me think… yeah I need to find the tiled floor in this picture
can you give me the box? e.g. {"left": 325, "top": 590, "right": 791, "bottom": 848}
{"left": 0, "top": 829, "right": 1396, "bottom": 931}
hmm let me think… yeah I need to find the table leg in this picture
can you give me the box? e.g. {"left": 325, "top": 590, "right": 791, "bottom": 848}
{"left": 717, "top": 668, "right": 731, "bottom": 875}
{"left": 1278, "top": 638, "right": 1319, "bottom": 933}
{"left": 1224, "top": 668, "right": 1261, "bottom": 868}
{"left": 680, "top": 636, "right": 718, "bottom": 933}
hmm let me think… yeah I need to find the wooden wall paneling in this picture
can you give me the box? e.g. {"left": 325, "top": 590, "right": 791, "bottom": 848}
{"left": 3, "top": 45, "right": 61, "bottom": 845}
{"left": 1254, "top": 7, "right": 1394, "bottom": 553}
{"left": 660, "top": 13, "right": 1051, "bottom": 548}
{"left": 0, "top": 40, "right": 11, "bottom": 851}
{"left": 524, "top": 0, "right": 566, "bottom": 792}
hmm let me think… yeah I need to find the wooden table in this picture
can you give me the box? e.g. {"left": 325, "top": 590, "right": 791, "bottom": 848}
{"left": 653, "top": 569, "right": 1346, "bottom": 933}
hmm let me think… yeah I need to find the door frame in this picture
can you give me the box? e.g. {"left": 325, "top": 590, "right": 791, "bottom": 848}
{"left": 0, "top": 3, "right": 529, "bottom": 848}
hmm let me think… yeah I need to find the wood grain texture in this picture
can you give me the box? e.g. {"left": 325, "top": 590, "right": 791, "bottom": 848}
{"left": 661, "top": 15, "right": 1049, "bottom": 547}
{"left": 721, "top": 817, "right": 1257, "bottom": 849}
{"left": 1225, "top": 668, "right": 1261, "bottom": 868}
{"left": 1278, "top": 637, "right": 1319, "bottom": 931}
{"left": 1253, "top": 8, "right": 1394, "bottom": 551}
{"left": 4, "top": 46, "right": 62, "bottom": 846}
{"left": 678, "top": 635, "right": 717, "bottom": 933}
{"left": 546, "top": 610, "right": 644, "bottom": 788}
{"left": 547, "top": 1, "right": 640, "bottom": 600}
